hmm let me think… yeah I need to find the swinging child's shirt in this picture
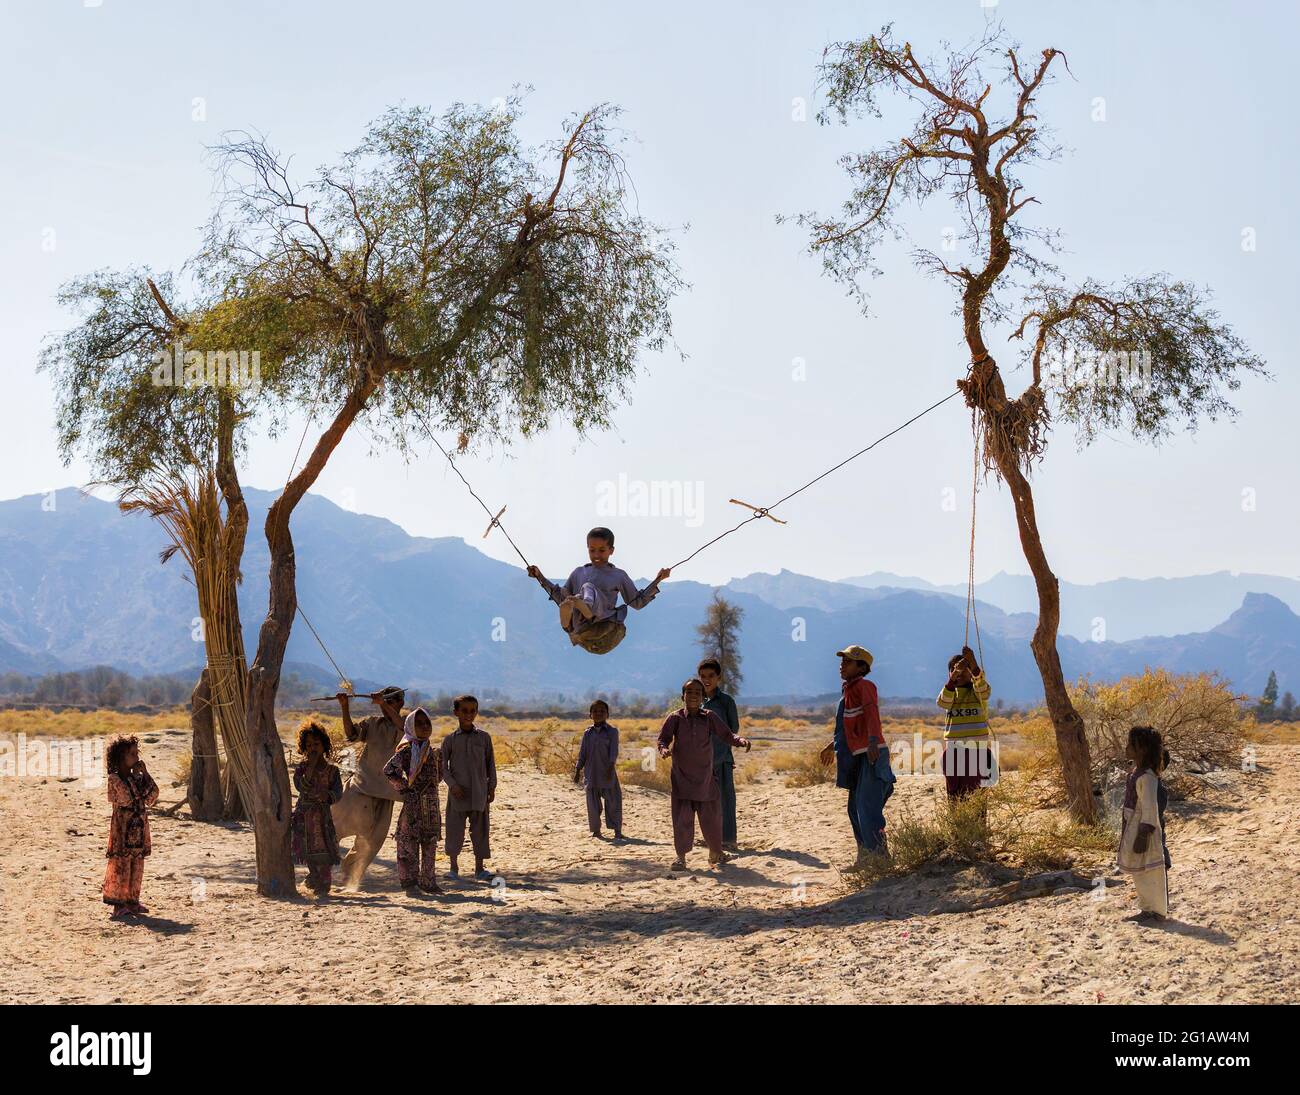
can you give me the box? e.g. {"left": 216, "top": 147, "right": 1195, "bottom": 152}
{"left": 536, "top": 564, "right": 660, "bottom": 627}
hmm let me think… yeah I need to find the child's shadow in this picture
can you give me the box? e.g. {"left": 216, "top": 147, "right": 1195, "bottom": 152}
{"left": 1135, "top": 917, "right": 1234, "bottom": 945}
{"left": 123, "top": 914, "right": 195, "bottom": 935}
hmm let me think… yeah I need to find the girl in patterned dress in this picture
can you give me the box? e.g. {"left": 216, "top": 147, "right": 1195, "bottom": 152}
{"left": 291, "top": 720, "right": 343, "bottom": 896}
{"left": 102, "top": 735, "right": 160, "bottom": 919}
{"left": 384, "top": 707, "right": 443, "bottom": 893}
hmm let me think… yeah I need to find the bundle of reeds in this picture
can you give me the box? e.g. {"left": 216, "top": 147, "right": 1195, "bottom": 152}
{"left": 119, "top": 471, "right": 253, "bottom": 809}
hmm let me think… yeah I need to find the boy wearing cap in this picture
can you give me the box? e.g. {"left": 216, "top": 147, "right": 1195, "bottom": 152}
{"left": 819, "top": 645, "right": 895, "bottom": 866}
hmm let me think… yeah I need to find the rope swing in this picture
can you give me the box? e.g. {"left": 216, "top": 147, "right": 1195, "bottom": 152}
{"left": 964, "top": 405, "right": 985, "bottom": 665}
{"left": 412, "top": 386, "right": 966, "bottom": 576}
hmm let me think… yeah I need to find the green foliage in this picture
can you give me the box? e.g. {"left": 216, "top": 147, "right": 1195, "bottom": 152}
{"left": 198, "top": 99, "right": 682, "bottom": 454}
{"left": 796, "top": 24, "right": 1265, "bottom": 451}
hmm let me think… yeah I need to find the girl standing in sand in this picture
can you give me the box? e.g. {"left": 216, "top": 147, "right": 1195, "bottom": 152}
{"left": 1117, "top": 726, "right": 1168, "bottom": 920}
{"left": 102, "top": 735, "right": 160, "bottom": 920}
{"left": 291, "top": 720, "right": 344, "bottom": 896}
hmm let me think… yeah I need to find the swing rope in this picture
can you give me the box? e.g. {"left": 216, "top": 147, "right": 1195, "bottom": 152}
{"left": 296, "top": 602, "right": 353, "bottom": 693}
{"left": 665, "top": 387, "right": 965, "bottom": 571}
{"left": 413, "top": 412, "right": 535, "bottom": 571}
{"left": 964, "top": 407, "right": 985, "bottom": 665}
{"left": 406, "top": 387, "right": 964, "bottom": 576}
{"left": 275, "top": 382, "right": 967, "bottom": 680}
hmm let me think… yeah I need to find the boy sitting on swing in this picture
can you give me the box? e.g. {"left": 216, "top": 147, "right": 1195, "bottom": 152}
{"left": 527, "top": 527, "right": 671, "bottom": 654}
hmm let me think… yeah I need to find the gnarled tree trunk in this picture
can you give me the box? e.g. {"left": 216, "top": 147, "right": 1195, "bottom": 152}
{"left": 244, "top": 368, "right": 381, "bottom": 897}
{"left": 962, "top": 353, "right": 1096, "bottom": 823}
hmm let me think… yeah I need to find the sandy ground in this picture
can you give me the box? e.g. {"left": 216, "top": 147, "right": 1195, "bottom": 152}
{"left": 2, "top": 729, "right": 1297, "bottom": 1004}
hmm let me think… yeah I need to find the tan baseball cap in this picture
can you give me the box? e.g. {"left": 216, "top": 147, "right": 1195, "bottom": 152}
{"left": 835, "top": 645, "right": 874, "bottom": 668}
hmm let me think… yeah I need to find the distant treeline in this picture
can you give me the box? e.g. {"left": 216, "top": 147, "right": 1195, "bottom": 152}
{"left": 0, "top": 665, "right": 341, "bottom": 711}
{"left": 0, "top": 665, "right": 684, "bottom": 717}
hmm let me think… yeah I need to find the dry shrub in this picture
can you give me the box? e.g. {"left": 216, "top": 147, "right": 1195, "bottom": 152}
{"left": 511, "top": 719, "right": 582, "bottom": 776}
{"left": 1015, "top": 671, "right": 1249, "bottom": 807}
{"left": 1067, "top": 670, "right": 1247, "bottom": 797}
{"left": 492, "top": 736, "right": 523, "bottom": 766}
{"left": 770, "top": 746, "right": 835, "bottom": 787}
{"left": 617, "top": 756, "right": 671, "bottom": 794}
{"left": 174, "top": 750, "right": 193, "bottom": 785}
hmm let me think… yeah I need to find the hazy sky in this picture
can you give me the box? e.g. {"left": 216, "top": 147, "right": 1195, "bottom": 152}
{"left": 2, "top": 0, "right": 1295, "bottom": 589}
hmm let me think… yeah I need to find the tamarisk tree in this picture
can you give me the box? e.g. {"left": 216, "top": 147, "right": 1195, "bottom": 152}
{"left": 198, "top": 99, "right": 679, "bottom": 895}
{"left": 696, "top": 590, "right": 744, "bottom": 694}
{"left": 797, "top": 26, "right": 1265, "bottom": 821}
{"left": 46, "top": 99, "right": 680, "bottom": 896}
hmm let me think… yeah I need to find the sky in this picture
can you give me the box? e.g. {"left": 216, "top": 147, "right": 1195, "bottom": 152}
{"left": 1, "top": 0, "right": 1296, "bottom": 590}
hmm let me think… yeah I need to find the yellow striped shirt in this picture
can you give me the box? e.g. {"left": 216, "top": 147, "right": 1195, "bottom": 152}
{"left": 937, "top": 673, "right": 992, "bottom": 739}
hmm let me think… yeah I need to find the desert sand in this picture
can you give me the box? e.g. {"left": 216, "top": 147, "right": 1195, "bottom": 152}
{"left": 2, "top": 729, "right": 1297, "bottom": 1004}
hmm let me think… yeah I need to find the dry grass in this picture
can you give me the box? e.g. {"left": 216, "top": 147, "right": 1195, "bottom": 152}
{"left": 1245, "top": 720, "right": 1300, "bottom": 745}
{"left": 0, "top": 707, "right": 188, "bottom": 739}
{"left": 768, "top": 745, "right": 835, "bottom": 787}
{"left": 849, "top": 776, "right": 1115, "bottom": 884}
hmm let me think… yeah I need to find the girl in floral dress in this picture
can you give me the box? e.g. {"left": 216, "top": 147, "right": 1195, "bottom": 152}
{"left": 102, "top": 735, "right": 160, "bottom": 919}
{"left": 291, "top": 720, "right": 344, "bottom": 895}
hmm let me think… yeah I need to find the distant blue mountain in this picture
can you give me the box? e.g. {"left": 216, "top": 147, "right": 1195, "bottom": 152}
{"left": 0, "top": 488, "right": 1294, "bottom": 702}
{"left": 841, "top": 569, "right": 1300, "bottom": 643}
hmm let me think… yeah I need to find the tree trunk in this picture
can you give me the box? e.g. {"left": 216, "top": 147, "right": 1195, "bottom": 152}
{"left": 187, "top": 669, "right": 223, "bottom": 822}
{"left": 991, "top": 444, "right": 1096, "bottom": 822}
{"left": 241, "top": 368, "right": 381, "bottom": 897}
{"left": 244, "top": 497, "right": 298, "bottom": 896}
{"left": 962, "top": 356, "right": 1096, "bottom": 823}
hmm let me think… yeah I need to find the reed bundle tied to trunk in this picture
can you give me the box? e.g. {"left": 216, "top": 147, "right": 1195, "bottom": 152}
{"left": 119, "top": 472, "right": 253, "bottom": 808}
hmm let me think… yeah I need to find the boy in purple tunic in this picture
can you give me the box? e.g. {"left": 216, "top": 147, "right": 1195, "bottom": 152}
{"left": 527, "top": 527, "right": 671, "bottom": 653}
{"left": 574, "top": 699, "right": 623, "bottom": 840}
{"left": 657, "top": 678, "right": 750, "bottom": 871}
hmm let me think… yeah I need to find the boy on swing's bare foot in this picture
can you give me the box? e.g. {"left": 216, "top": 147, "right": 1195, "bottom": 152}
{"left": 527, "top": 527, "right": 671, "bottom": 646}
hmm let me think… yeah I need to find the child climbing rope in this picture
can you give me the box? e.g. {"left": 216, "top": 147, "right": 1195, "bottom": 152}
{"left": 936, "top": 645, "right": 996, "bottom": 798}
{"left": 526, "top": 526, "right": 671, "bottom": 654}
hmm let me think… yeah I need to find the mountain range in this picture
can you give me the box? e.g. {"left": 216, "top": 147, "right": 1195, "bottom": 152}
{"left": 0, "top": 487, "right": 1294, "bottom": 702}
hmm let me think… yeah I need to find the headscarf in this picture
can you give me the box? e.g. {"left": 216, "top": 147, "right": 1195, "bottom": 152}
{"left": 402, "top": 707, "right": 434, "bottom": 777}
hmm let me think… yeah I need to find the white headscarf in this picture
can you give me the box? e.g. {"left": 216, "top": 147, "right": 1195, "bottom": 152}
{"left": 402, "top": 706, "right": 433, "bottom": 746}
{"left": 403, "top": 706, "right": 434, "bottom": 771}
